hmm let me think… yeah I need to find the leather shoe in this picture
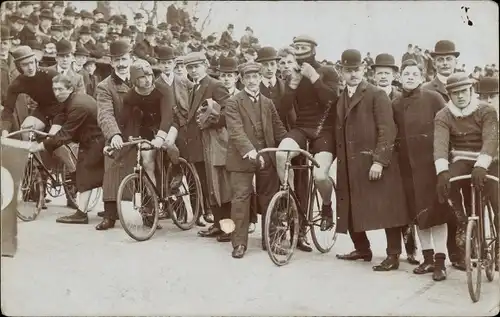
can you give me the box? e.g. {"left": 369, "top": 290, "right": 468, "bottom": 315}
{"left": 232, "top": 245, "right": 246, "bottom": 258}
{"left": 336, "top": 249, "right": 373, "bottom": 261}
{"left": 217, "top": 233, "right": 231, "bottom": 242}
{"left": 95, "top": 218, "right": 115, "bottom": 230}
{"left": 297, "top": 236, "right": 313, "bottom": 252}
{"left": 197, "top": 225, "right": 222, "bottom": 237}
{"left": 407, "top": 254, "right": 420, "bottom": 265}
{"left": 56, "top": 210, "right": 88, "bottom": 224}
{"left": 452, "top": 259, "right": 466, "bottom": 271}
{"left": 203, "top": 211, "right": 214, "bottom": 224}
{"left": 196, "top": 216, "right": 206, "bottom": 227}
{"left": 373, "top": 255, "right": 400, "bottom": 271}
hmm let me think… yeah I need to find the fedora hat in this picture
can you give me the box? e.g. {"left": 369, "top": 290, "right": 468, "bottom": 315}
{"left": 371, "top": 53, "right": 398, "bottom": 72}
{"left": 12, "top": 46, "right": 35, "bottom": 62}
{"left": 476, "top": 77, "right": 499, "bottom": 94}
{"left": 341, "top": 49, "right": 362, "bottom": 68}
{"left": 0, "top": 26, "right": 13, "bottom": 40}
{"left": 108, "top": 40, "right": 131, "bottom": 57}
{"left": 156, "top": 46, "right": 175, "bottom": 60}
{"left": 430, "top": 40, "right": 460, "bottom": 58}
{"left": 446, "top": 73, "right": 473, "bottom": 91}
{"left": 255, "top": 46, "right": 279, "bottom": 63}
{"left": 55, "top": 39, "right": 73, "bottom": 55}
{"left": 218, "top": 56, "right": 238, "bottom": 73}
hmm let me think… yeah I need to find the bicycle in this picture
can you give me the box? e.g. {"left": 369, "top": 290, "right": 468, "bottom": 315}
{"left": 104, "top": 137, "right": 203, "bottom": 241}
{"left": 257, "top": 147, "right": 338, "bottom": 266}
{"left": 450, "top": 174, "right": 499, "bottom": 303}
{"left": 5, "top": 128, "right": 79, "bottom": 221}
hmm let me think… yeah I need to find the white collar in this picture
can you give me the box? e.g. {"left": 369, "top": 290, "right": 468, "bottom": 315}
{"left": 262, "top": 76, "right": 277, "bottom": 88}
{"left": 379, "top": 85, "right": 392, "bottom": 96}
{"left": 446, "top": 98, "right": 479, "bottom": 118}
{"left": 436, "top": 73, "right": 449, "bottom": 85}
{"left": 116, "top": 71, "right": 130, "bottom": 83}
{"left": 57, "top": 65, "right": 70, "bottom": 75}
{"left": 194, "top": 75, "right": 207, "bottom": 85}
{"left": 228, "top": 87, "right": 238, "bottom": 96}
{"left": 161, "top": 72, "right": 174, "bottom": 86}
{"left": 245, "top": 88, "right": 260, "bottom": 100}
{"left": 347, "top": 84, "right": 358, "bottom": 97}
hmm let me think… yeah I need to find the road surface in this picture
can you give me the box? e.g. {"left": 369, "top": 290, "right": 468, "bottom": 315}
{"left": 2, "top": 196, "right": 499, "bottom": 316}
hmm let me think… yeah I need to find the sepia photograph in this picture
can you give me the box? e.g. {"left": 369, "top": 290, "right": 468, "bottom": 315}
{"left": 0, "top": 0, "right": 499, "bottom": 316}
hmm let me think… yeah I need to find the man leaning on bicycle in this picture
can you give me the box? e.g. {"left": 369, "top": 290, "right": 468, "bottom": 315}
{"left": 434, "top": 73, "right": 499, "bottom": 268}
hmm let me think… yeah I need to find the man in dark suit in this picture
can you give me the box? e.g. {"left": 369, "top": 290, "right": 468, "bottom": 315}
{"left": 49, "top": 39, "right": 86, "bottom": 94}
{"left": 183, "top": 52, "right": 233, "bottom": 240}
{"left": 225, "top": 61, "right": 287, "bottom": 258}
{"left": 422, "top": 40, "right": 465, "bottom": 271}
{"left": 372, "top": 53, "right": 419, "bottom": 266}
{"left": 276, "top": 35, "right": 340, "bottom": 252}
{"left": 335, "top": 49, "right": 410, "bottom": 271}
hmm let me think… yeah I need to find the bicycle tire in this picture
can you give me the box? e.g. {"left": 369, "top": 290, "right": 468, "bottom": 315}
{"left": 60, "top": 147, "right": 78, "bottom": 208}
{"left": 264, "top": 190, "right": 299, "bottom": 266}
{"left": 485, "top": 201, "right": 497, "bottom": 282}
{"left": 310, "top": 177, "right": 338, "bottom": 253}
{"left": 17, "top": 160, "right": 44, "bottom": 222}
{"left": 117, "top": 173, "right": 159, "bottom": 241}
{"left": 465, "top": 219, "right": 482, "bottom": 303}
{"left": 166, "top": 158, "right": 202, "bottom": 231}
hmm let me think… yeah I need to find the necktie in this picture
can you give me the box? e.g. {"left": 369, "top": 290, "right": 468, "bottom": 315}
{"left": 190, "top": 83, "right": 199, "bottom": 104}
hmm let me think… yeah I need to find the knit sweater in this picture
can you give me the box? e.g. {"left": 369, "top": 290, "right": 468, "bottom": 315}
{"left": 434, "top": 100, "right": 499, "bottom": 174}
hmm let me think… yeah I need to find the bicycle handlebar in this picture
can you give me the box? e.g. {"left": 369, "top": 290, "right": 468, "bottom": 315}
{"left": 256, "top": 147, "right": 320, "bottom": 168}
{"left": 103, "top": 138, "right": 154, "bottom": 156}
{"left": 450, "top": 174, "right": 499, "bottom": 183}
{"left": 4, "top": 129, "right": 50, "bottom": 138}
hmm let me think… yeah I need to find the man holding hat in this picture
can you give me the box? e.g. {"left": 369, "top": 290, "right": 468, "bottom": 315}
{"left": 434, "top": 72, "right": 499, "bottom": 271}
{"left": 225, "top": 61, "right": 287, "bottom": 258}
{"left": 94, "top": 40, "right": 134, "bottom": 230}
{"left": 422, "top": 39, "right": 465, "bottom": 270}
{"left": 275, "top": 35, "right": 339, "bottom": 251}
{"left": 335, "top": 49, "right": 409, "bottom": 266}
{"left": 48, "top": 39, "right": 85, "bottom": 94}
{"left": 182, "top": 51, "right": 233, "bottom": 239}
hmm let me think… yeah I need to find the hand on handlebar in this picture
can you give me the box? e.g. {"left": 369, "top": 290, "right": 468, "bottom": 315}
{"left": 150, "top": 136, "right": 164, "bottom": 149}
{"left": 244, "top": 149, "right": 265, "bottom": 169}
{"left": 471, "top": 167, "right": 487, "bottom": 189}
{"left": 28, "top": 142, "right": 45, "bottom": 153}
{"left": 436, "top": 171, "right": 451, "bottom": 204}
{"left": 110, "top": 134, "right": 124, "bottom": 150}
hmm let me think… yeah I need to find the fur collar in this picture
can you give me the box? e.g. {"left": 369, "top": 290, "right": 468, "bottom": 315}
{"left": 446, "top": 98, "right": 479, "bottom": 118}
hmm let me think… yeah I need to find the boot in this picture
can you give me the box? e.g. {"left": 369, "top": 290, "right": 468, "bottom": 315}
{"left": 413, "top": 249, "right": 434, "bottom": 274}
{"left": 373, "top": 254, "right": 400, "bottom": 271}
{"left": 433, "top": 253, "right": 447, "bottom": 281}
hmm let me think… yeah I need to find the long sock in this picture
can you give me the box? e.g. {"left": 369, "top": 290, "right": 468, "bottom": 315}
{"left": 416, "top": 227, "right": 433, "bottom": 250}
{"left": 431, "top": 224, "right": 448, "bottom": 254}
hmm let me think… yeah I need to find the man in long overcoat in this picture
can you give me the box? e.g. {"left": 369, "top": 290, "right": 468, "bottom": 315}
{"left": 182, "top": 52, "right": 232, "bottom": 240}
{"left": 335, "top": 49, "right": 410, "bottom": 271}
{"left": 225, "top": 61, "right": 287, "bottom": 258}
{"left": 95, "top": 40, "right": 134, "bottom": 230}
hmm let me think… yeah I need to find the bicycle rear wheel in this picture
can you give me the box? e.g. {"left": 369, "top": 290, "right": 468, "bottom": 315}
{"left": 465, "top": 219, "right": 482, "bottom": 302}
{"left": 264, "top": 190, "right": 299, "bottom": 266}
{"left": 17, "top": 159, "right": 44, "bottom": 221}
{"left": 165, "top": 158, "right": 202, "bottom": 230}
{"left": 484, "top": 201, "right": 497, "bottom": 282}
{"left": 310, "top": 177, "right": 338, "bottom": 253}
{"left": 117, "top": 173, "right": 159, "bottom": 241}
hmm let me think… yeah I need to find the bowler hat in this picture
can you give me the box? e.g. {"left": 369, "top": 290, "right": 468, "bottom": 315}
{"left": 90, "top": 23, "right": 101, "bottom": 33}
{"left": 239, "top": 61, "right": 261, "bottom": 76}
{"left": 51, "top": 25, "right": 63, "bottom": 32}
{"left": 371, "top": 53, "right": 399, "bottom": 71}
{"left": 39, "top": 9, "right": 53, "bottom": 20}
{"left": 293, "top": 34, "right": 318, "bottom": 47}
{"left": 9, "top": 12, "right": 28, "bottom": 23}
{"left": 156, "top": 46, "right": 175, "bottom": 60}
{"left": 62, "top": 20, "right": 73, "bottom": 30}
{"left": 28, "top": 13, "right": 40, "bottom": 25}
{"left": 134, "top": 13, "right": 144, "bottom": 20}
{"left": 430, "top": 40, "right": 460, "bottom": 58}
{"left": 228, "top": 23, "right": 234, "bottom": 29}
{"left": 180, "top": 32, "right": 190, "bottom": 43}
{"left": 341, "top": 49, "right": 362, "bottom": 68}
{"left": 446, "top": 73, "right": 473, "bottom": 91}
{"left": 97, "top": 18, "right": 108, "bottom": 25}
{"left": 192, "top": 31, "right": 202, "bottom": 41}
{"left": 12, "top": 46, "right": 35, "bottom": 62}
{"left": 80, "top": 10, "right": 94, "bottom": 20}
{"left": 64, "top": 7, "right": 76, "bottom": 16}
{"left": 145, "top": 25, "right": 157, "bottom": 35}
{"left": 79, "top": 26, "right": 91, "bottom": 35}
{"left": 108, "top": 40, "right": 131, "bottom": 57}
{"left": 0, "top": 26, "right": 13, "bottom": 40}
{"left": 74, "top": 45, "right": 89, "bottom": 56}
{"left": 476, "top": 77, "right": 499, "bottom": 94}
{"left": 56, "top": 39, "right": 73, "bottom": 55}
{"left": 175, "top": 56, "right": 184, "bottom": 64}
{"left": 107, "top": 28, "right": 120, "bottom": 36}
{"left": 184, "top": 52, "right": 207, "bottom": 66}
{"left": 245, "top": 26, "right": 253, "bottom": 32}
{"left": 256, "top": 46, "right": 278, "bottom": 63}
{"left": 218, "top": 57, "right": 238, "bottom": 73}
{"left": 120, "top": 28, "right": 133, "bottom": 38}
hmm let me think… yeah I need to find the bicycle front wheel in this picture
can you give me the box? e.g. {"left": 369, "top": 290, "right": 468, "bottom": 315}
{"left": 117, "top": 173, "right": 159, "bottom": 241}
{"left": 17, "top": 159, "right": 44, "bottom": 222}
{"left": 310, "top": 177, "right": 338, "bottom": 253}
{"left": 165, "top": 158, "right": 202, "bottom": 230}
{"left": 484, "top": 200, "right": 497, "bottom": 282}
{"left": 465, "top": 219, "right": 482, "bottom": 302}
{"left": 264, "top": 190, "right": 299, "bottom": 266}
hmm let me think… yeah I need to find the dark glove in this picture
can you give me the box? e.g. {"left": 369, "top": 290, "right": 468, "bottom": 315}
{"left": 436, "top": 171, "right": 451, "bottom": 204}
{"left": 471, "top": 166, "right": 488, "bottom": 189}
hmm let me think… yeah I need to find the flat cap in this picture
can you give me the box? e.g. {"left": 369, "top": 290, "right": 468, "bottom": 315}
{"left": 293, "top": 35, "right": 317, "bottom": 46}
{"left": 183, "top": 52, "right": 207, "bottom": 66}
{"left": 446, "top": 73, "right": 473, "bottom": 91}
{"left": 239, "top": 61, "right": 262, "bottom": 76}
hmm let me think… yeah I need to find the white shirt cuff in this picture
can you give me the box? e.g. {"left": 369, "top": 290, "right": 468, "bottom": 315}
{"left": 474, "top": 154, "right": 493, "bottom": 170}
{"left": 435, "top": 158, "right": 449, "bottom": 175}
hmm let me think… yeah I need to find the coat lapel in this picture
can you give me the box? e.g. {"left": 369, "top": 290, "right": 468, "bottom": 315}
{"left": 239, "top": 91, "right": 258, "bottom": 129}
{"left": 345, "top": 81, "right": 367, "bottom": 119}
{"left": 188, "top": 76, "right": 208, "bottom": 121}
{"left": 432, "top": 77, "right": 448, "bottom": 96}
